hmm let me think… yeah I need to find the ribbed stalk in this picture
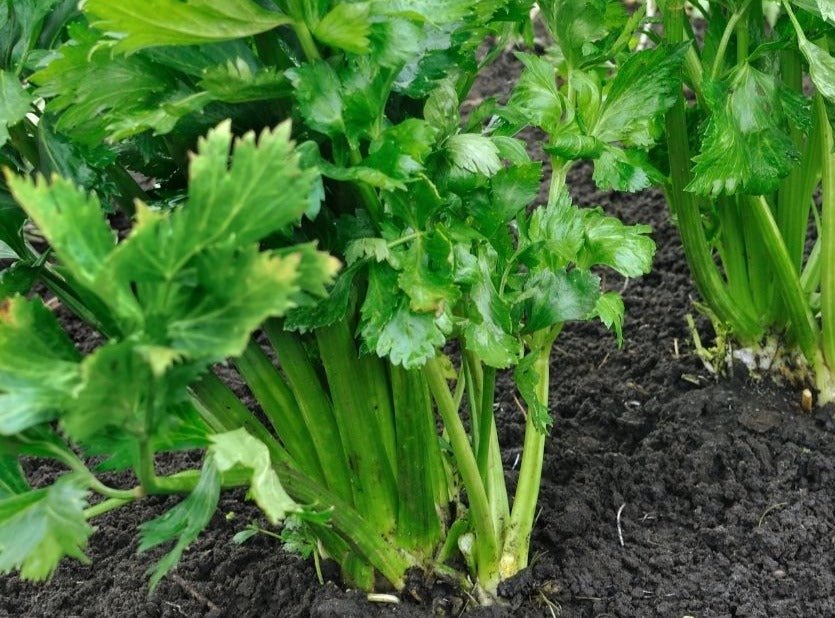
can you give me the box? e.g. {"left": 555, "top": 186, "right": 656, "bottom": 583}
{"left": 464, "top": 352, "right": 509, "bottom": 552}
{"left": 661, "top": 0, "right": 762, "bottom": 342}
{"left": 500, "top": 335, "right": 553, "bottom": 583}
{"left": 424, "top": 356, "right": 499, "bottom": 588}
{"left": 739, "top": 196, "right": 774, "bottom": 321}
{"left": 391, "top": 365, "right": 444, "bottom": 557}
{"left": 264, "top": 322, "right": 354, "bottom": 504}
{"left": 192, "top": 377, "right": 412, "bottom": 588}
{"left": 747, "top": 195, "right": 819, "bottom": 363}
{"left": 315, "top": 321, "right": 397, "bottom": 536}
{"left": 816, "top": 95, "right": 835, "bottom": 371}
{"left": 716, "top": 197, "right": 756, "bottom": 317}
{"left": 358, "top": 353, "right": 397, "bottom": 478}
{"left": 235, "top": 340, "right": 327, "bottom": 485}
{"left": 190, "top": 371, "right": 289, "bottom": 466}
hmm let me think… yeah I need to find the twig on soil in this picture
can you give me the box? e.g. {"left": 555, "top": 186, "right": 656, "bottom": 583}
{"left": 597, "top": 351, "right": 611, "bottom": 369}
{"left": 538, "top": 589, "right": 562, "bottom": 618}
{"left": 163, "top": 601, "right": 187, "bottom": 617}
{"left": 172, "top": 574, "right": 220, "bottom": 612}
{"left": 673, "top": 338, "right": 680, "bottom": 358}
{"left": 616, "top": 504, "right": 626, "bottom": 547}
{"left": 512, "top": 393, "right": 527, "bottom": 418}
{"left": 459, "top": 585, "right": 480, "bottom": 617}
{"left": 758, "top": 502, "right": 788, "bottom": 528}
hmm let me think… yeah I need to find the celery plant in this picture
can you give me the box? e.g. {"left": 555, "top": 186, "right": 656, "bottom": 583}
{"left": 526, "top": 0, "right": 835, "bottom": 402}
{"left": 0, "top": 0, "right": 655, "bottom": 599}
{"left": 649, "top": 0, "right": 835, "bottom": 401}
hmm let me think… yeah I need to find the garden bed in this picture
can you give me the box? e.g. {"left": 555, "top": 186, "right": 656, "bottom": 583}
{"left": 4, "top": 51, "right": 835, "bottom": 618}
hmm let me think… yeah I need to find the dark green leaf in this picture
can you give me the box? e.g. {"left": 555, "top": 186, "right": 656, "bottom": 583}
{"left": 360, "top": 264, "right": 445, "bottom": 368}
{"left": 463, "top": 254, "right": 521, "bottom": 368}
{"left": 287, "top": 61, "right": 344, "bottom": 136}
{"left": 62, "top": 343, "right": 154, "bottom": 443}
{"left": 0, "top": 193, "right": 26, "bottom": 258}
{"left": 799, "top": 37, "right": 835, "bottom": 103}
{"left": 445, "top": 134, "right": 502, "bottom": 176}
{"left": 514, "top": 351, "right": 551, "bottom": 432}
{"left": 687, "top": 66, "right": 799, "bottom": 196}
{"left": 507, "top": 53, "right": 564, "bottom": 133}
{"left": 593, "top": 45, "right": 687, "bottom": 148}
{"left": 397, "top": 229, "right": 460, "bottom": 312}
{"left": 544, "top": 133, "right": 606, "bottom": 160}
{"left": 526, "top": 193, "right": 585, "bottom": 269}
{"left": 538, "top": 0, "right": 609, "bottom": 66}
{"left": 284, "top": 265, "right": 360, "bottom": 333}
{"left": 232, "top": 527, "right": 258, "bottom": 544}
{"left": 522, "top": 268, "right": 600, "bottom": 332}
{"left": 424, "top": 80, "right": 460, "bottom": 138}
{"left": 0, "top": 457, "right": 29, "bottom": 498}
{"left": 0, "top": 262, "right": 38, "bottom": 299}
{"left": 31, "top": 24, "right": 181, "bottom": 145}
{"left": 491, "top": 163, "right": 542, "bottom": 214}
{"left": 592, "top": 147, "right": 664, "bottom": 193}
{"left": 200, "top": 60, "right": 291, "bottom": 103}
{"left": 6, "top": 172, "right": 115, "bottom": 290}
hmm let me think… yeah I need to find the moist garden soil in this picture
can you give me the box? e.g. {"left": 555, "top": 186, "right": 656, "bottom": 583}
{"left": 4, "top": 50, "right": 835, "bottom": 618}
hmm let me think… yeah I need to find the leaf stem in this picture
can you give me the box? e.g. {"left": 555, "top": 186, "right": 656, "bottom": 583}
{"left": 315, "top": 321, "right": 397, "bottom": 535}
{"left": 661, "top": 1, "right": 761, "bottom": 342}
{"left": 293, "top": 22, "right": 321, "bottom": 61}
{"left": 747, "top": 195, "right": 819, "bottom": 362}
{"left": 710, "top": 0, "right": 752, "bottom": 78}
{"left": 84, "top": 497, "right": 132, "bottom": 520}
{"left": 424, "top": 356, "right": 499, "bottom": 586}
{"left": 816, "top": 94, "right": 835, "bottom": 370}
{"left": 500, "top": 330, "right": 556, "bottom": 584}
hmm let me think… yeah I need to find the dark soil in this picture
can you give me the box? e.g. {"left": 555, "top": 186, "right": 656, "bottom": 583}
{"left": 5, "top": 50, "right": 835, "bottom": 618}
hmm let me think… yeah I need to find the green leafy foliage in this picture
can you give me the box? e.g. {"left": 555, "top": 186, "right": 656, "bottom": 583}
{"left": 593, "top": 45, "right": 688, "bottom": 148}
{"left": 210, "top": 429, "right": 299, "bottom": 524}
{"left": 688, "top": 66, "right": 800, "bottom": 196}
{"left": 139, "top": 459, "right": 220, "bottom": 590}
{"left": 0, "top": 71, "right": 31, "bottom": 148}
{"left": 312, "top": 2, "right": 372, "bottom": 54}
{"left": 0, "top": 477, "right": 91, "bottom": 581}
{"left": 798, "top": 38, "right": 835, "bottom": 102}
{"left": 84, "top": 0, "right": 293, "bottom": 53}
{"left": 0, "top": 0, "right": 659, "bottom": 595}
{"left": 0, "top": 297, "right": 81, "bottom": 435}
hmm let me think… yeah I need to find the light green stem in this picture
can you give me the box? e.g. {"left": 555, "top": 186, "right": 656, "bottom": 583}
{"left": 315, "top": 321, "right": 397, "bottom": 535}
{"left": 747, "top": 195, "right": 820, "bottom": 362}
{"left": 816, "top": 95, "right": 835, "bottom": 370}
{"left": 424, "top": 356, "right": 499, "bottom": 587}
{"left": 500, "top": 336, "right": 554, "bottom": 582}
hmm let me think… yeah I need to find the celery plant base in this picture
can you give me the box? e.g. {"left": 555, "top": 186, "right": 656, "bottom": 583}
{"left": 688, "top": 329, "right": 835, "bottom": 407}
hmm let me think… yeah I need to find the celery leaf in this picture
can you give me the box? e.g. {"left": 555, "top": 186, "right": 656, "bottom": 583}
{"left": 0, "top": 72, "right": 31, "bottom": 148}
{"left": 0, "top": 477, "right": 91, "bottom": 581}
{"left": 84, "top": 0, "right": 292, "bottom": 53}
